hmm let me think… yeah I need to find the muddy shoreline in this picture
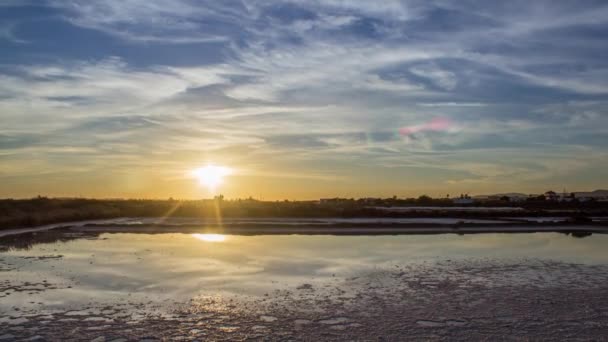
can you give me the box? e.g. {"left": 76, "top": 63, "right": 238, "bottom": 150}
{"left": 2, "top": 222, "right": 608, "bottom": 340}
{"left": 3, "top": 257, "right": 608, "bottom": 341}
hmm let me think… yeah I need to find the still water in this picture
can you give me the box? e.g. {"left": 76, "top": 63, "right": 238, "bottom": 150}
{"left": 1, "top": 231, "right": 607, "bottom": 313}
{"left": 2, "top": 230, "right": 608, "bottom": 339}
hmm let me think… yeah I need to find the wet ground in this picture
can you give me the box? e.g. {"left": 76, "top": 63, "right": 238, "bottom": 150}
{"left": 1, "top": 223, "right": 608, "bottom": 341}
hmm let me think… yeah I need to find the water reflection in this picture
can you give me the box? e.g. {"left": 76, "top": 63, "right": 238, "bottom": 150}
{"left": 192, "top": 233, "right": 227, "bottom": 242}
{"left": 1, "top": 232, "right": 608, "bottom": 316}
{"left": 0, "top": 229, "right": 101, "bottom": 252}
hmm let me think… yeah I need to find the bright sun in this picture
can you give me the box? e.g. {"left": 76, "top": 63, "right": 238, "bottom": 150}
{"left": 191, "top": 164, "right": 232, "bottom": 191}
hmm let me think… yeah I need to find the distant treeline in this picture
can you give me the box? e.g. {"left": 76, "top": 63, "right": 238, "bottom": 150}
{"left": 1, "top": 196, "right": 608, "bottom": 230}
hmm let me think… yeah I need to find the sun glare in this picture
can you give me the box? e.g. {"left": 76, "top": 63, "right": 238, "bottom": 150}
{"left": 192, "top": 233, "right": 227, "bottom": 242}
{"left": 191, "top": 165, "right": 232, "bottom": 191}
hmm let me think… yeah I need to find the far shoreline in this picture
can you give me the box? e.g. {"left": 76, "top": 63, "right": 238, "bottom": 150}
{"left": 75, "top": 220, "right": 607, "bottom": 236}
{"left": 3, "top": 197, "right": 608, "bottom": 232}
{"left": 2, "top": 217, "right": 607, "bottom": 238}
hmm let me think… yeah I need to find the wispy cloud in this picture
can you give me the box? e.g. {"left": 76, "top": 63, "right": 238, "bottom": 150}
{"left": 0, "top": 22, "right": 27, "bottom": 43}
{"left": 1, "top": 0, "right": 608, "bottom": 197}
{"left": 50, "top": 0, "right": 237, "bottom": 43}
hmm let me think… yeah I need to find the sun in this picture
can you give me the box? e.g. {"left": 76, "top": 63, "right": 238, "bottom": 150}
{"left": 191, "top": 164, "right": 232, "bottom": 191}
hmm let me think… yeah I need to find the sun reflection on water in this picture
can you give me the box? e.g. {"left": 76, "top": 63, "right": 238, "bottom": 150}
{"left": 192, "top": 233, "right": 227, "bottom": 242}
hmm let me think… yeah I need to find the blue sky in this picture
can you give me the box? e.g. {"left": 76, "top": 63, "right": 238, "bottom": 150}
{"left": 1, "top": 0, "right": 608, "bottom": 199}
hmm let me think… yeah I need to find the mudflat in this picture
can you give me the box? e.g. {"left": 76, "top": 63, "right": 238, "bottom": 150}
{"left": 2, "top": 225, "right": 608, "bottom": 340}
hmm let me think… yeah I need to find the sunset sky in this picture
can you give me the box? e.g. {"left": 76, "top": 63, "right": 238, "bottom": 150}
{"left": 1, "top": 1, "right": 608, "bottom": 199}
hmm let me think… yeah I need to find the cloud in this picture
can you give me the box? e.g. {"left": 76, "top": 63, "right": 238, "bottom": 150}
{"left": 417, "top": 102, "right": 486, "bottom": 107}
{"left": 409, "top": 64, "right": 457, "bottom": 91}
{"left": 2, "top": 0, "right": 608, "bottom": 197}
{"left": 0, "top": 22, "right": 27, "bottom": 43}
{"left": 0, "top": 57, "right": 229, "bottom": 118}
{"left": 49, "top": 0, "right": 237, "bottom": 43}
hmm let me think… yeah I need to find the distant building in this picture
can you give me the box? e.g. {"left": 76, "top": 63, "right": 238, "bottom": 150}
{"left": 573, "top": 190, "right": 608, "bottom": 202}
{"left": 319, "top": 198, "right": 338, "bottom": 204}
{"left": 453, "top": 198, "right": 474, "bottom": 205}
{"left": 319, "top": 198, "right": 352, "bottom": 205}
{"left": 558, "top": 191, "right": 575, "bottom": 202}
{"left": 473, "top": 193, "right": 528, "bottom": 203}
{"left": 452, "top": 194, "right": 474, "bottom": 205}
{"left": 544, "top": 191, "right": 559, "bottom": 201}
{"left": 508, "top": 195, "right": 527, "bottom": 202}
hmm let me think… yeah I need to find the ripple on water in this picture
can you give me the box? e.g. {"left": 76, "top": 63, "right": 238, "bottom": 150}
{"left": 318, "top": 317, "right": 349, "bottom": 325}
{"left": 446, "top": 319, "right": 467, "bottom": 327}
{"left": 330, "top": 325, "right": 347, "bottom": 330}
{"left": 64, "top": 310, "right": 92, "bottom": 316}
{"left": 416, "top": 320, "right": 444, "bottom": 327}
{"left": 218, "top": 326, "right": 238, "bottom": 332}
{"left": 259, "top": 315, "right": 277, "bottom": 322}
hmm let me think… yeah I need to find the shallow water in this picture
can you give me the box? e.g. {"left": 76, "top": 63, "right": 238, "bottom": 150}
{"left": 2, "top": 231, "right": 607, "bottom": 309}
{"left": 1, "top": 229, "right": 608, "bottom": 340}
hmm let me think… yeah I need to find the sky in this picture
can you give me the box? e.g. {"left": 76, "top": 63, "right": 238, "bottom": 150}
{"left": 1, "top": 0, "right": 608, "bottom": 200}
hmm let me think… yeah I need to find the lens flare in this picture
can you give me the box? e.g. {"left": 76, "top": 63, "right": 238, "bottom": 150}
{"left": 399, "top": 117, "right": 453, "bottom": 136}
